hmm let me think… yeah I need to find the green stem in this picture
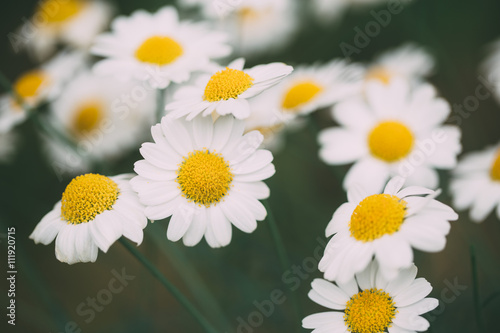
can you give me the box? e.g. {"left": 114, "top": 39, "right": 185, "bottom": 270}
{"left": 470, "top": 245, "right": 486, "bottom": 332}
{"left": 263, "top": 199, "right": 303, "bottom": 331}
{"left": 157, "top": 88, "right": 166, "bottom": 123}
{"left": 119, "top": 238, "right": 219, "bottom": 333}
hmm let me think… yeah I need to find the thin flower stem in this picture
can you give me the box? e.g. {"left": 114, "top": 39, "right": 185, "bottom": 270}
{"left": 263, "top": 199, "right": 303, "bottom": 332}
{"left": 470, "top": 245, "right": 486, "bottom": 332}
{"left": 119, "top": 238, "right": 219, "bottom": 333}
{"left": 157, "top": 88, "right": 166, "bottom": 123}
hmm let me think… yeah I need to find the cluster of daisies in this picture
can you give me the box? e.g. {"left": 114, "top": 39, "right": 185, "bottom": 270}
{"left": 0, "top": 0, "right": 498, "bottom": 332}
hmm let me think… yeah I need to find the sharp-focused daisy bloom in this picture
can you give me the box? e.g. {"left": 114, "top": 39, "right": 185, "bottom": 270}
{"left": 363, "top": 44, "right": 435, "bottom": 86}
{"left": 319, "top": 79, "right": 461, "bottom": 193}
{"left": 92, "top": 6, "right": 231, "bottom": 89}
{"left": 21, "top": 0, "right": 112, "bottom": 60}
{"left": 165, "top": 58, "right": 293, "bottom": 119}
{"left": 262, "top": 60, "right": 363, "bottom": 118}
{"left": 451, "top": 143, "right": 500, "bottom": 222}
{"left": 311, "top": 0, "right": 387, "bottom": 25}
{"left": 319, "top": 176, "right": 458, "bottom": 283}
{"left": 30, "top": 173, "right": 147, "bottom": 264}
{"left": 481, "top": 39, "right": 500, "bottom": 103}
{"left": 0, "top": 51, "right": 85, "bottom": 133}
{"left": 0, "top": 131, "right": 18, "bottom": 163}
{"left": 44, "top": 71, "right": 155, "bottom": 175}
{"left": 304, "top": 261, "right": 439, "bottom": 333}
{"left": 131, "top": 115, "right": 275, "bottom": 248}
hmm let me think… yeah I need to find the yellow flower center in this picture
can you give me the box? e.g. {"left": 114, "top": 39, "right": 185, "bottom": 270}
{"left": 344, "top": 288, "right": 397, "bottom": 333}
{"left": 203, "top": 68, "right": 254, "bottom": 102}
{"left": 490, "top": 150, "right": 500, "bottom": 181}
{"left": 368, "top": 121, "right": 414, "bottom": 162}
{"left": 349, "top": 194, "right": 407, "bottom": 242}
{"left": 61, "top": 174, "right": 120, "bottom": 224}
{"left": 238, "top": 7, "right": 260, "bottom": 21}
{"left": 282, "top": 81, "right": 323, "bottom": 111}
{"left": 176, "top": 149, "right": 233, "bottom": 207}
{"left": 38, "top": 0, "right": 83, "bottom": 24}
{"left": 13, "top": 70, "right": 48, "bottom": 99}
{"left": 365, "top": 66, "right": 392, "bottom": 85}
{"left": 135, "top": 36, "right": 184, "bottom": 65}
{"left": 72, "top": 101, "right": 104, "bottom": 136}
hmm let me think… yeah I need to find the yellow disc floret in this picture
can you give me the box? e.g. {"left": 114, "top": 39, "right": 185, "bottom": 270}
{"left": 365, "top": 66, "right": 393, "bottom": 85}
{"left": 490, "top": 150, "right": 500, "bottom": 181}
{"left": 282, "top": 81, "right": 323, "bottom": 111}
{"left": 203, "top": 68, "right": 254, "bottom": 102}
{"left": 176, "top": 149, "right": 233, "bottom": 207}
{"left": 38, "top": 0, "right": 83, "bottom": 24}
{"left": 368, "top": 121, "right": 414, "bottom": 162}
{"left": 72, "top": 101, "right": 104, "bottom": 136}
{"left": 349, "top": 194, "right": 407, "bottom": 242}
{"left": 61, "top": 174, "right": 120, "bottom": 224}
{"left": 344, "top": 288, "right": 397, "bottom": 333}
{"left": 135, "top": 36, "right": 184, "bottom": 65}
{"left": 13, "top": 70, "right": 48, "bottom": 99}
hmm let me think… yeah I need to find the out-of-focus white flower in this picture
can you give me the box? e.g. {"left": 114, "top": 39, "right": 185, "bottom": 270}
{"left": 92, "top": 6, "right": 231, "bottom": 89}
{"left": 0, "top": 51, "right": 85, "bottom": 133}
{"left": 304, "top": 261, "right": 439, "bottom": 333}
{"left": 21, "top": 0, "right": 112, "bottom": 60}
{"left": 131, "top": 116, "right": 275, "bottom": 248}
{"left": 0, "top": 131, "right": 19, "bottom": 163}
{"left": 319, "top": 176, "right": 458, "bottom": 282}
{"left": 481, "top": 39, "right": 500, "bottom": 104}
{"left": 30, "top": 173, "right": 147, "bottom": 264}
{"left": 319, "top": 79, "right": 461, "bottom": 193}
{"left": 311, "top": 0, "right": 388, "bottom": 25}
{"left": 165, "top": 58, "right": 293, "bottom": 119}
{"left": 451, "top": 143, "right": 500, "bottom": 223}
{"left": 43, "top": 71, "right": 155, "bottom": 175}
{"left": 364, "top": 43, "right": 435, "bottom": 86}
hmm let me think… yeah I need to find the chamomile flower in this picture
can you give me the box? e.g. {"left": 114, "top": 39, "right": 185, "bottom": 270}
{"left": 131, "top": 115, "right": 275, "bottom": 248}
{"left": 22, "top": 0, "right": 112, "bottom": 60}
{"left": 0, "top": 51, "right": 84, "bottom": 133}
{"left": 92, "top": 6, "right": 231, "bottom": 89}
{"left": 319, "top": 176, "right": 458, "bottom": 283}
{"left": 165, "top": 58, "right": 293, "bottom": 119}
{"left": 451, "top": 143, "right": 500, "bottom": 222}
{"left": 304, "top": 261, "right": 439, "bottom": 333}
{"left": 481, "top": 39, "right": 500, "bottom": 103}
{"left": 30, "top": 173, "right": 147, "bottom": 264}
{"left": 263, "top": 60, "right": 363, "bottom": 118}
{"left": 364, "top": 44, "right": 435, "bottom": 86}
{"left": 319, "top": 79, "right": 461, "bottom": 193}
{"left": 43, "top": 71, "right": 155, "bottom": 175}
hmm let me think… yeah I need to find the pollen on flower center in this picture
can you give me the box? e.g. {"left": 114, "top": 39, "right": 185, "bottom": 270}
{"left": 38, "top": 0, "right": 83, "bottom": 24}
{"left": 61, "top": 174, "right": 119, "bottom": 224}
{"left": 72, "top": 101, "right": 104, "bottom": 136}
{"left": 135, "top": 36, "right": 184, "bottom": 65}
{"left": 344, "top": 288, "right": 397, "bottom": 333}
{"left": 490, "top": 150, "right": 500, "bottom": 181}
{"left": 176, "top": 149, "right": 233, "bottom": 207}
{"left": 366, "top": 66, "right": 393, "bottom": 85}
{"left": 203, "top": 68, "right": 254, "bottom": 102}
{"left": 368, "top": 121, "right": 414, "bottom": 162}
{"left": 349, "top": 194, "right": 407, "bottom": 242}
{"left": 282, "top": 81, "right": 323, "bottom": 111}
{"left": 13, "top": 70, "right": 48, "bottom": 99}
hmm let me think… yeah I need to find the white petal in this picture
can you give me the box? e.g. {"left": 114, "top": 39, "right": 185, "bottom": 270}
{"left": 232, "top": 181, "right": 270, "bottom": 199}
{"left": 394, "top": 278, "right": 432, "bottom": 307}
{"left": 210, "top": 206, "right": 232, "bottom": 247}
{"left": 192, "top": 114, "right": 214, "bottom": 149}
{"left": 74, "top": 224, "right": 98, "bottom": 263}
{"left": 343, "top": 157, "right": 389, "bottom": 194}
{"left": 167, "top": 205, "right": 195, "bottom": 241}
{"left": 220, "top": 195, "right": 257, "bottom": 233}
{"left": 55, "top": 224, "right": 78, "bottom": 264}
{"left": 89, "top": 212, "right": 123, "bottom": 253}
{"left": 182, "top": 207, "right": 207, "bottom": 246}
{"left": 318, "top": 128, "right": 368, "bottom": 165}
{"left": 393, "top": 313, "right": 430, "bottom": 331}
{"left": 302, "top": 312, "right": 345, "bottom": 329}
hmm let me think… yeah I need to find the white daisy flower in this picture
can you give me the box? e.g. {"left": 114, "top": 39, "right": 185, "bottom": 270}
{"left": 165, "top": 58, "right": 293, "bottom": 120}
{"left": 319, "top": 79, "right": 461, "bottom": 193}
{"left": 131, "top": 115, "right": 275, "bottom": 248}
{"left": 0, "top": 131, "right": 19, "bottom": 163}
{"left": 319, "top": 176, "right": 458, "bottom": 283}
{"left": 92, "top": 6, "right": 231, "bottom": 89}
{"left": 43, "top": 71, "right": 155, "bottom": 175}
{"left": 481, "top": 39, "right": 500, "bottom": 104}
{"left": 364, "top": 43, "right": 435, "bottom": 86}
{"left": 451, "top": 143, "right": 500, "bottom": 222}
{"left": 0, "top": 51, "right": 85, "bottom": 133}
{"left": 304, "top": 261, "right": 439, "bottom": 333}
{"left": 311, "top": 0, "right": 388, "bottom": 25}
{"left": 22, "top": 0, "right": 112, "bottom": 60}
{"left": 30, "top": 173, "right": 147, "bottom": 264}
{"left": 263, "top": 59, "right": 363, "bottom": 118}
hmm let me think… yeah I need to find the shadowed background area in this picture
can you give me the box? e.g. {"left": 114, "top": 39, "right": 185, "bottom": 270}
{"left": 1, "top": 0, "right": 500, "bottom": 332}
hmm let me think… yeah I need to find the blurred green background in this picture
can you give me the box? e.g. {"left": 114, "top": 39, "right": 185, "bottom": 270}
{"left": 1, "top": 0, "right": 500, "bottom": 332}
